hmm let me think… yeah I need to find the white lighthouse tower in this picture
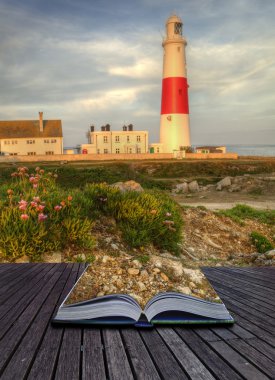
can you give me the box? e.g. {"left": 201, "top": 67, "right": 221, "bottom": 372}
{"left": 160, "top": 15, "right": 191, "bottom": 153}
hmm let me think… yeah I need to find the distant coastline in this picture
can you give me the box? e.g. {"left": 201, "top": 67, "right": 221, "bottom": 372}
{"left": 225, "top": 145, "right": 275, "bottom": 157}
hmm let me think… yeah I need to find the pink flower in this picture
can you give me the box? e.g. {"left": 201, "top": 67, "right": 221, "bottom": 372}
{"left": 29, "top": 176, "right": 36, "bottom": 183}
{"left": 33, "top": 184, "right": 38, "bottom": 189}
{"left": 30, "top": 201, "right": 37, "bottom": 207}
{"left": 54, "top": 205, "right": 62, "bottom": 211}
{"left": 36, "top": 204, "right": 45, "bottom": 212}
{"left": 39, "top": 169, "right": 45, "bottom": 174}
{"left": 21, "top": 214, "right": 29, "bottom": 221}
{"left": 35, "top": 167, "right": 40, "bottom": 172}
{"left": 33, "top": 197, "right": 40, "bottom": 203}
{"left": 67, "top": 195, "right": 73, "bottom": 201}
{"left": 38, "top": 213, "right": 48, "bottom": 222}
{"left": 166, "top": 212, "right": 172, "bottom": 217}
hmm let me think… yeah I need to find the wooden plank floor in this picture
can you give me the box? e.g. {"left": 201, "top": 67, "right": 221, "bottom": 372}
{"left": 0, "top": 264, "right": 274, "bottom": 380}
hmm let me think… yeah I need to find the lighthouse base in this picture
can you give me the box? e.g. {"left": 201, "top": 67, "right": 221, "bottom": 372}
{"left": 160, "top": 114, "right": 190, "bottom": 153}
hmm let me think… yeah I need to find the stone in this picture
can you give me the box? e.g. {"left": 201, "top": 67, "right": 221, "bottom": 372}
{"left": 138, "top": 281, "right": 146, "bottom": 292}
{"left": 140, "top": 270, "right": 149, "bottom": 278}
{"left": 111, "top": 180, "right": 144, "bottom": 193}
{"left": 97, "top": 292, "right": 105, "bottom": 297}
{"left": 160, "top": 272, "right": 169, "bottom": 282}
{"left": 117, "top": 268, "right": 123, "bottom": 275}
{"left": 43, "top": 251, "right": 62, "bottom": 263}
{"left": 15, "top": 255, "right": 29, "bottom": 263}
{"left": 153, "top": 268, "right": 161, "bottom": 274}
{"left": 265, "top": 250, "right": 275, "bottom": 259}
{"left": 188, "top": 181, "right": 199, "bottom": 193}
{"left": 216, "top": 176, "right": 231, "bottom": 190}
{"left": 128, "top": 268, "right": 140, "bottom": 275}
{"left": 132, "top": 259, "right": 142, "bottom": 268}
{"left": 115, "top": 279, "right": 124, "bottom": 289}
{"left": 177, "top": 286, "right": 192, "bottom": 295}
{"left": 102, "top": 255, "right": 109, "bottom": 263}
{"left": 111, "top": 243, "right": 119, "bottom": 250}
{"left": 173, "top": 182, "right": 188, "bottom": 194}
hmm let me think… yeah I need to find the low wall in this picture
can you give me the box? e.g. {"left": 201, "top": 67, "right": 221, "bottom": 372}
{"left": 0, "top": 153, "right": 173, "bottom": 163}
{"left": 186, "top": 153, "right": 238, "bottom": 160}
{"left": 0, "top": 152, "right": 238, "bottom": 163}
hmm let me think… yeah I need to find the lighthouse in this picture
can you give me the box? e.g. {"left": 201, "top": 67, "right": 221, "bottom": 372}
{"left": 160, "top": 15, "right": 191, "bottom": 153}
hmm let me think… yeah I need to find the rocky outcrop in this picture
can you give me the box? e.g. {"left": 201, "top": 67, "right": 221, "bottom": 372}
{"left": 216, "top": 177, "right": 231, "bottom": 190}
{"left": 111, "top": 180, "right": 144, "bottom": 192}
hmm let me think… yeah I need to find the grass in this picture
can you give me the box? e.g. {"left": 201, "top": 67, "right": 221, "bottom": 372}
{"left": 250, "top": 231, "right": 274, "bottom": 253}
{"left": 218, "top": 204, "right": 275, "bottom": 225}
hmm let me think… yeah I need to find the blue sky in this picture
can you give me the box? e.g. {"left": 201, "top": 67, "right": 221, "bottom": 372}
{"left": 0, "top": 0, "right": 274, "bottom": 146}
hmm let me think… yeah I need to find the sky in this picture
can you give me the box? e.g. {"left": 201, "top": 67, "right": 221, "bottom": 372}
{"left": 0, "top": 0, "right": 274, "bottom": 147}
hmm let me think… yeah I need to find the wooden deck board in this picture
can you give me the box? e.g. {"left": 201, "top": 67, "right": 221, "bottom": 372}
{"left": 0, "top": 264, "right": 274, "bottom": 379}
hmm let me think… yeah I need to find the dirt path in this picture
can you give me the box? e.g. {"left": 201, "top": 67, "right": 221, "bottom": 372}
{"left": 178, "top": 200, "right": 275, "bottom": 211}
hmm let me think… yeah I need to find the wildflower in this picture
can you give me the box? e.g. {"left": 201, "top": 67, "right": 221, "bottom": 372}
{"left": 166, "top": 212, "right": 172, "bottom": 217}
{"left": 150, "top": 209, "right": 157, "bottom": 215}
{"left": 163, "top": 220, "right": 174, "bottom": 225}
{"left": 33, "top": 184, "right": 38, "bottom": 189}
{"left": 30, "top": 201, "right": 37, "bottom": 208}
{"left": 35, "top": 167, "right": 40, "bottom": 172}
{"left": 67, "top": 195, "right": 73, "bottom": 201}
{"left": 38, "top": 213, "right": 47, "bottom": 222}
{"left": 53, "top": 174, "right": 58, "bottom": 178}
{"left": 21, "top": 214, "right": 29, "bottom": 221}
{"left": 29, "top": 176, "right": 36, "bottom": 183}
{"left": 11, "top": 172, "right": 18, "bottom": 177}
{"left": 33, "top": 196, "right": 40, "bottom": 203}
{"left": 19, "top": 199, "right": 28, "bottom": 207}
{"left": 54, "top": 205, "right": 62, "bottom": 211}
{"left": 7, "top": 189, "right": 13, "bottom": 195}
{"left": 39, "top": 169, "right": 45, "bottom": 174}
{"left": 36, "top": 204, "right": 45, "bottom": 212}
{"left": 60, "top": 200, "right": 66, "bottom": 207}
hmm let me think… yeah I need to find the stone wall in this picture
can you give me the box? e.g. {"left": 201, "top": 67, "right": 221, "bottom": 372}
{"left": 186, "top": 153, "right": 238, "bottom": 160}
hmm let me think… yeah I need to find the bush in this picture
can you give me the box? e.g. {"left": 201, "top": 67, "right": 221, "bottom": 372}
{"left": 250, "top": 231, "right": 274, "bottom": 253}
{"left": 218, "top": 204, "right": 275, "bottom": 225}
{"left": 0, "top": 167, "right": 95, "bottom": 261}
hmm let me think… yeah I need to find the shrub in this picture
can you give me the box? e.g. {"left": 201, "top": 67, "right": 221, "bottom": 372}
{"left": 250, "top": 231, "right": 274, "bottom": 253}
{"left": 0, "top": 167, "right": 95, "bottom": 261}
{"left": 218, "top": 204, "right": 275, "bottom": 225}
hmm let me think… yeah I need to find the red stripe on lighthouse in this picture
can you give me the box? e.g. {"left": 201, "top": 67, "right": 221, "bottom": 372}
{"left": 161, "top": 77, "right": 189, "bottom": 115}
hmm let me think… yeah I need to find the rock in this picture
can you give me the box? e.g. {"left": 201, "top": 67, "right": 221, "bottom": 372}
{"left": 189, "top": 282, "right": 196, "bottom": 289}
{"left": 129, "top": 293, "right": 143, "bottom": 304}
{"left": 43, "top": 251, "right": 62, "bottom": 263}
{"left": 115, "top": 279, "right": 124, "bottom": 289}
{"left": 103, "top": 285, "right": 109, "bottom": 292}
{"left": 265, "top": 250, "right": 275, "bottom": 259}
{"left": 154, "top": 260, "right": 162, "bottom": 269}
{"left": 105, "top": 237, "right": 113, "bottom": 244}
{"left": 160, "top": 272, "right": 169, "bottom": 282}
{"left": 117, "top": 268, "right": 123, "bottom": 275}
{"left": 15, "top": 255, "right": 29, "bottom": 263}
{"left": 132, "top": 259, "right": 142, "bottom": 268}
{"left": 183, "top": 268, "right": 204, "bottom": 283}
{"left": 228, "top": 184, "right": 242, "bottom": 192}
{"left": 138, "top": 281, "right": 146, "bottom": 292}
{"left": 97, "top": 292, "right": 105, "bottom": 297}
{"left": 110, "top": 243, "right": 119, "bottom": 250}
{"left": 111, "top": 180, "right": 144, "bottom": 193}
{"left": 173, "top": 182, "right": 189, "bottom": 194}
{"left": 102, "top": 255, "right": 109, "bottom": 263}
{"left": 188, "top": 181, "right": 199, "bottom": 193}
{"left": 216, "top": 177, "right": 231, "bottom": 190}
{"left": 128, "top": 268, "right": 140, "bottom": 275}
{"left": 153, "top": 268, "right": 161, "bottom": 274}
{"left": 170, "top": 262, "right": 183, "bottom": 277}
{"left": 177, "top": 286, "right": 192, "bottom": 295}
{"left": 140, "top": 269, "right": 149, "bottom": 278}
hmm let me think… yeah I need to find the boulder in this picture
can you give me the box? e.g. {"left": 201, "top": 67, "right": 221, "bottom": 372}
{"left": 216, "top": 176, "right": 231, "bottom": 191}
{"left": 15, "top": 255, "right": 29, "bottom": 263}
{"left": 188, "top": 181, "right": 199, "bottom": 193}
{"left": 111, "top": 180, "right": 143, "bottom": 192}
{"left": 173, "top": 182, "right": 189, "bottom": 194}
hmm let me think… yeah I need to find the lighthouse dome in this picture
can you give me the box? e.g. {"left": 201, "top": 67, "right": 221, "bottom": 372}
{"left": 165, "top": 14, "right": 183, "bottom": 38}
{"left": 166, "top": 14, "right": 182, "bottom": 24}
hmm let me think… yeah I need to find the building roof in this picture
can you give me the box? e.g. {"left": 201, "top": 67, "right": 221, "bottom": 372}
{"left": 196, "top": 146, "right": 224, "bottom": 149}
{"left": 0, "top": 120, "right": 63, "bottom": 139}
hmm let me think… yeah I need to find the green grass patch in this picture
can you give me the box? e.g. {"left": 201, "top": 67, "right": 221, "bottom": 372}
{"left": 250, "top": 231, "right": 274, "bottom": 253}
{"left": 218, "top": 204, "right": 275, "bottom": 225}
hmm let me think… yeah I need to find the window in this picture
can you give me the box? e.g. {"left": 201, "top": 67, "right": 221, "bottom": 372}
{"left": 137, "top": 147, "right": 141, "bottom": 153}
{"left": 26, "top": 140, "right": 35, "bottom": 144}
{"left": 137, "top": 135, "right": 141, "bottom": 142}
{"left": 177, "top": 47, "right": 181, "bottom": 52}
{"left": 27, "top": 152, "right": 36, "bottom": 156}
{"left": 115, "top": 136, "right": 120, "bottom": 142}
{"left": 51, "top": 139, "right": 57, "bottom": 143}
{"left": 4, "top": 140, "right": 10, "bottom": 145}
{"left": 10, "top": 153, "right": 18, "bottom": 156}
{"left": 174, "top": 22, "right": 182, "bottom": 35}
{"left": 157, "top": 147, "right": 160, "bottom": 153}
{"left": 104, "top": 149, "right": 108, "bottom": 154}
{"left": 127, "top": 136, "right": 130, "bottom": 143}
{"left": 116, "top": 148, "right": 120, "bottom": 154}
{"left": 45, "top": 151, "right": 54, "bottom": 155}
{"left": 97, "top": 149, "right": 100, "bottom": 154}
{"left": 128, "top": 148, "right": 132, "bottom": 153}
{"left": 11, "top": 140, "right": 17, "bottom": 145}
{"left": 44, "top": 139, "right": 49, "bottom": 143}
{"left": 103, "top": 136, "right": 108, "bottom": 143}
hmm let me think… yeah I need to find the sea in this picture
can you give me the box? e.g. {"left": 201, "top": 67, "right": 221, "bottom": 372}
{"left": 225, "top": 145, "right": 275, "bottom": 157}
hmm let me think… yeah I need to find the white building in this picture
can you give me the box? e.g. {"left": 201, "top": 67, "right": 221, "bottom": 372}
{"left": 81, "top": 125, "right": 148, "bottom": 154}
{"left": 0, "top": 112, "right": 63, "bottom": 156}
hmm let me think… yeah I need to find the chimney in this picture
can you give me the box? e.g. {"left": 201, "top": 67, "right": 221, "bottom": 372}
{"left": 39, "top": 112, "right": 43, "bottom": 132}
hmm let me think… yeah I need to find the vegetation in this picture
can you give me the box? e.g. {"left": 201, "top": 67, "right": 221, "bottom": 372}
{"left": 218, "top": 204, "right": 275, "bottom": 225}
{"left": 250, "top": 231, "right": 274, "bottom": 253}
{"left": 0, "top": 167, "right": 183, "bottom": 262}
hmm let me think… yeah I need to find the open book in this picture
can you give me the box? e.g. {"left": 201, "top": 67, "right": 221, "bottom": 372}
{"left": 52, "top": 265, "right": 234, "bottom": 326}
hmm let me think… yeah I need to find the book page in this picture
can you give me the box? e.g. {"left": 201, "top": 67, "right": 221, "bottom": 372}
{"left": 64, "top": 255, "right": 222, "bottom": 309}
